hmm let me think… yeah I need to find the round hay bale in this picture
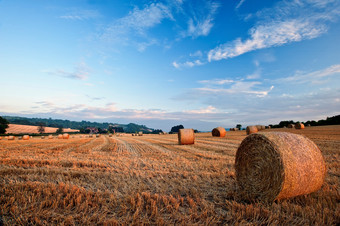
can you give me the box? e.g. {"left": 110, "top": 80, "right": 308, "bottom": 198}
{"left": 287, "top": 124, "right": 295, "bottom": 128}
{"left": 41, "top": 136, "right": 45, "bottom": 139}
{"left": 96, "top": 134, "right": 100, "bottom": 138}
{"left": 62, "top": 133, "right": 69, "bottom": 139}
{"left": 255, "top": 125, "right": 262, "bottom": 131}
{"left": 295, "top": 123, "right": 305, "bottom": 129}
{"left": 23, "top": 135, "right": 30, "bottom": 140}
{"left": 212, "top": 127, "right": 226, "bottom": 137}
{"left": 246, "top": 126, "right": 258, "bottom": 135}
{"left": 18, "top": 136, "right": 22, "bottom": 140}
{"left": 306, "top": 124, "right": 311, "bottom": 127}
{"left": 89, "top": 134, "right": 93, "bottom": 138}
{"left": 235, "top": 132, "right": 326, "bottom": 202}
{"left": 138, "top": 132, "right": 143, "bottom": 136}
{"left": 48, "top": 135, "right": 53, "bottom": 139}
{"left": 178, "top": 129, "right": 195, "bottom": 145}
{"left": 58, "top": 134, "right": 63, "bottom": 139}
{"left": 109, "top": 134, "right": 112, "bottom": 137}
{"left": 8, "top": 136, "right": 15, "bottom": 140}
{"left": 0, "top": 137, "right": 2, "bottom": 140}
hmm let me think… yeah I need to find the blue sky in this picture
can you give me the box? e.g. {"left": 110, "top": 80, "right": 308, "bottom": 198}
{"left": 0, "top": 0, "right": 339, "bottom": 131}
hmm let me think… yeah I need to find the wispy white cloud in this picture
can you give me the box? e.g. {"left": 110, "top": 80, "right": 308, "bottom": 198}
{"left": 172, "top": 59, "right": 204, "bottom": 69}
{"left": 203, "top": 0, "right": 340, "bottom": 63}
{"left": 181, "top": 1, "right": 220, "bottom": 38}
{"left": 101, "top": 3, "right": 173, "bottom": 43}
{"left": 44, "top": 62, "right": 90, "bottom": 80}
{"left": 198, "top": 79, "right": 234, "bottom": 85}
{"left": 235, "top": 0, "right": 246, "bottom": 10}
{"left": 276, "top": 64, "right": 340, "bottom": 84}
{"left": 208, "top": 18, "right": 327, "bottom": 61}
{"left": 60, "top": 9, "right": 100, "bottom": 20}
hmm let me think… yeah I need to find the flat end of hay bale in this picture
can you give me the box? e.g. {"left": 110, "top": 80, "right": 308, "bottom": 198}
{"left": 235, "top": 132, "right": 326, "bottom": 202}
{"left": 178, "top": 129, "right": 195, "bottom": 145}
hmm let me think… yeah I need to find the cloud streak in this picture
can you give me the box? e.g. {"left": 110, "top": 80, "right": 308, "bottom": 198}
{"left": 45, "top": 62, "right": 90, "bottom": 80}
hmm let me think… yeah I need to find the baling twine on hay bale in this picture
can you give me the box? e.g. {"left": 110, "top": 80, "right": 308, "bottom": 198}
{"left": 212, "top": 127, "right": 226, "bottom": 137}
{"left": 235, "top": 132, "right": 326, "bottom": 202}
{"left": 178, "top": 129, "right": 195, "bottom": 145}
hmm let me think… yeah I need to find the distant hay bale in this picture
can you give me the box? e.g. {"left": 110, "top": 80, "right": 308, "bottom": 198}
{"left": 18, "top": 136, "right": 22, "bottom": 140}
{"left": 132, "top": 134, "right": 135, "bottom": 136}
{"left": 41, "top": 136, "right": 45, "bottom": 139}
{"left": 96, "top": 134, "right": 100, "bottom": 138}
{"left": 48, "top": 135, "right": 53, "bottom": 139}
{"left": 58, "top": 134, "right": 63, "bottom": 139}
{"left": 246, "top": 126, "right": 258, "bottom": 135}
{"left": 295, "top": 123, "right": 305, "bottom": 129}
{"left": 178, "top": 129, "right": 195, "bottom": 145}
{"left": 306, "top": 124, "right": 311, "bottom": 127}
{"left": 109, "top": 134, "right": 112, "bottom": 137}
{"left": 212, "top": 127, "right": 227, "bottom": 137}
{"left": 23, "top": 135, "right": 30, "bottom": 140}
{"left": 62, "top": 133, "right": 69, "bottom": 139}
{"left": 89, "top": 134, "right": 93, "bottom": 138}
{"left": 0, "top": 137, "right": 2, "bottom": 140}
{"left": 138, "top": 132, "right": 143, "bottom": 136}
{"left": 8, "top": 136, "right": 15, "bottom": 140}
{"left": 287, "top": 124, "right": 295, "bottom": 128}
{"left": 235, "top": 132, "right": 326, "bottom": 202}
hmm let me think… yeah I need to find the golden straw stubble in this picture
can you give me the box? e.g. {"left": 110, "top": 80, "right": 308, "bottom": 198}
{"left": 212, "top": 127, "right": 226, "bottom": 137}
{"left": 178, "top": 129, "right": 195, "bottom": 145}
{"left": 235, "top": 132, "right": 326, "bottom": 202}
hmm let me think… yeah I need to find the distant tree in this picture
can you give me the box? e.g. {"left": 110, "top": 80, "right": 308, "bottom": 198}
{"left": 56, "top": 127, "right": 63, "bottom": 134}
{"left": 0, "top": 116, "right": 9, "bottom": 134}
{"left": 37, "top": 122, "right": 46, "bottom": 134}
{"left": 236, "top": 124, "right": 242, "bottom": 130}
{"left": 170, "top": 125, "right": 184, "bottom": 133}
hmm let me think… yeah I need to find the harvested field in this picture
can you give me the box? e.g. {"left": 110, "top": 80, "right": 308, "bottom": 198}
{"left": 0, "top": 125, "right": 339, "bottom": 225}
{"left": 6, "top": 124, "right": 79, "bottom": 134}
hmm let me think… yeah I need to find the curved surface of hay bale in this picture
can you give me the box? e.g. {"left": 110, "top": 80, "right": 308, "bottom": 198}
{"left": 48, "top": 135, "right": 53, "bottom": 139}
{"left": 295, "top": 123, "right": 305, "bottom": 129}
{"left": 62, "top": 133, "right": 69, "bottom": 139}
{"left": 246, "top": 126, "right": 258, "bottom": 135}
{"left": 287, "top": 124, "right": 295, "bottom": 128}
{"left": 8, "top": 136, "right": 15, "bottom": 140}
{"left": 58, "top": 134, "right": 63, "bottom": 139}
{"left": 212, "top": 127, "right": 226, "bottom": 137}
{"left": 23, "top": 135, "right": 30, "bottom": 140}
{"left": 178, "top": 129, "right": 195, "bottom": 145}
{"left": 235, "top": 132, "right": 326, "bottom": 202}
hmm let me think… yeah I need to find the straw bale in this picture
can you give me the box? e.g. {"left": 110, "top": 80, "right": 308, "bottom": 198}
{"left": 287, "top": 124, "right": 295, "bottom": 128}
{"left": 48, "top": 135, "right": 53, "bottom": 139}
{"left": 235, "top": 132, "right": 326, "bottom": 202}
{"left": 109, "top": 134, "right": 112, "bottom": 137}
{"left": 96, "top": 134, "right": 100, "bottom": 138}
{"left": 8, "top": 136, "right": 15, "bottom": 140}
{"left": 41, "top": 136, "right": 45, "bottom": 139}
{"left": 295, "top": 123, "right": 305, "bottom": 129}
{"left": 178, "top": 129, "right": 195, "bottom": 145}
{"left": 212, "top": 127, "right": 226, "bottom": 137}
{"left": 246, "top": 126, "right": 258, "bottom": 135}
{"left": 23, "top": 135, "right": 30, "bottom": 140}
{"left": 58, "top": 134, "right": 63, "bottom": 139}
{"left": 138, "top": 132, "right": 143, "bottom": 136}
{"left": 62, "top": 133, "right": 69, "bottom": 139}
{"left": 18, "top": 136, "right": 22, "bottom": 140}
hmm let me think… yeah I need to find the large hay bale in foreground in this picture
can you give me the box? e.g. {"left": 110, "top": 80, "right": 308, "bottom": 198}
{"left": 212, "top": 127, "right": 226, "bottom": 137}
{"left": 235, "top": 132, "right": 326, "bottom": 202}
{"left": 62, "top": 133, "right": 69, "bottom": 139}
{"left": 23, "top": 135, "right": 30, "bottom": 140}
{"left": 295, "top": 123, "right": 305, "bottom": 129}
{"left": 246, "top": 126, "right": 258, "bottom": 135}
{"left": 178, "top": 129, "right": 195, "bottom": 145}
{"left": 8, "top": 136, "right": 15, "bottom": 140}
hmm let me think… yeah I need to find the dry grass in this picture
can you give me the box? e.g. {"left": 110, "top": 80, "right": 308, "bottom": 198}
{"left": 0, "top": 125, "right": 339, "bottom": 225}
